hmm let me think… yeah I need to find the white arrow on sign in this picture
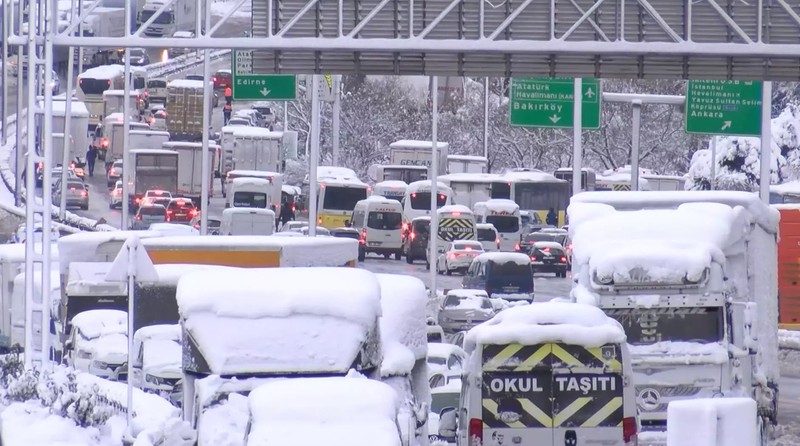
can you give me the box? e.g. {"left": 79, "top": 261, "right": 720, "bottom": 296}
{"left": 549, "top": 114, "right": 561, "bottom": 124}
{"left": 585, "top": 88, "right": 595, "bottom": 98}
{"left": 721, "top": 121, "right": 732, "bottom": 131}
{"left": 259, "top": 87, "right": 271, "bottom": 96}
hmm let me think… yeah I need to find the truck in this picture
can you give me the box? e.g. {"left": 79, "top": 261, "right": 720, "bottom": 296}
{"left": 166, "top": 79, "right": 207, "bottom": 142}
{"left": 102, "top": 89, "right": 144, "bottom": 119}
{"left": 40, "top": 99, "right": 89, "bottom": 169}
{"left": 129, "top": 148, "right": 179, "bottom": 211}
{"left": 568, "top": 191, "right": 779, "bottom": 445}
{"left": 98, "top": 113, "right": 151, "bottom": 164}
{"left": 129, "top": 130, "right": 171, "bottom": 151}
{"left": 78, "top": 7, "right": 126, "bottom": 68}
{"left": 225, "top": 127, "right": 284, "bottom": 182}
{"left": 776, "top": 204, "right": 800, "bottom": 328}
{"left": 136, "top": 0, "right": 196, "bottom": 38}
{"left": 162, "top": 141, "right": 217, "bottom": 208}
{"left": 446, "top": 154, "right": 488, "bottom": 174}
{"left": 368, "top": 140, "right": 449, "bottom": 184}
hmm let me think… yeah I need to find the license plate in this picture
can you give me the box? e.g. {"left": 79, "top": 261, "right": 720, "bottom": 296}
{"left": 543, "top": 254, "right": 553, "bottom": 258}
{"left": 502, "top": 286, "right": 519, "bottom": 292}
{"left": 368, "top": 242, "right": 382, "bottom": 246}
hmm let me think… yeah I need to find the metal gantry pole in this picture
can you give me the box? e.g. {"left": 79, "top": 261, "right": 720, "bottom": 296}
{"left": 332, "top": 75, "right": 341, "bottom": 166}
{"left": 40, "top": 0, "right": 54, "bottom": 369}
{"left": 483, "top": 77, "right": 489, "bottom": 160}
{"left": 308, "top": 75, "right": 320, "bottom": 237}
{"left": 1, "top": 0, "right": 7, "bottom": 144}
{"left": 429, "top": 75, "right": 439, "bottom": 298}
{"left": 710, "top": 136, "right": 717, "bottom": 190}
{"left": 283, "top": 102, "right": 289, "bottom": 131}
{"left": 572, "top": 78, "right": 582, "bottom": 198}
{"left": 199, "top": 0, "right": 211, "bottom": 235}
{"left": 125, "top": 243, "right": 135, "bottom": 437}
{"left": 76, "top": 0, "right": 83, "bottom": 74}
{"left": 121, "top": 0, "right": 132, "bottom": 229}
{"left": 14, "top": 0, "right": 23, "bottom": 207}
{"left": 759, "top": 81, "right": 772, "bottom": 203}
{"left": 59, "top": 0, "right": 77, "bottom": 219}
{"left": 630, "top": 99, "right": 642, "bottom": 191}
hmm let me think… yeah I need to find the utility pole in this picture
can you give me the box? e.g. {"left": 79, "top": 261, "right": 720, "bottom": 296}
{"left": 332, "top": 75, "right": 341, "bottom": 166}
{"left": 572, "top": 78, "right": 582, "bottom": 198}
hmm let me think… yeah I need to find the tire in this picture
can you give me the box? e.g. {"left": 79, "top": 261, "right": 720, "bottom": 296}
{"left": 108, "top": 202, "right": 114, "bottom": 209}
{"left": 81, "top": 204, "right": 88, "bottom": 210}
{"left": 383, "top": 253, "right": 391, "bottom": 259}
{"left": 446, "top": 269, "right": 452, "bottom": 276}
{"left": 394, "top": 251, "right": 402, "bottom": 261}
{"left": 406, "top": 252, "right": 413, "bottom": 264}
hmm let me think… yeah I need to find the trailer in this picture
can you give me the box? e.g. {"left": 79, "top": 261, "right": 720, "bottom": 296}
{"left": 129, "top": 149, "right": 179, "bottom": 211}
{"left": 162, "top": 141, "right": 217, "bottom": 208}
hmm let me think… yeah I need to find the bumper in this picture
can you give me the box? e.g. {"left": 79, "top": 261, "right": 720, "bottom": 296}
{"left": 531, "top": 262, "right": 568, "bottom": 273}
{"left": 65, "top": 198, "right": 88, "bottom": 208}
{"left": 445, "top": 259, "right": 474, "bottom": 270}
{"left": 638, "top": 430, "right": 667, "bottom": 446}
{"left": 363, "top": 243, "right": 401, "bottom": 253}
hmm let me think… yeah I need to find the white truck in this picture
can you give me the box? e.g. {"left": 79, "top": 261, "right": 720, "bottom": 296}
{"left": 102, "top": 89, "right": 143, "bottom": 119}
{"left": 130, "top": 130, "right": 171, "bottom": 151}
{"left": 44, "top": 99, "right": 89, "bottom": 169}
{"left": 129, "top": 148, "right": 179, "bottom": 211}
{"left": 99, "top": 113, "right": 150, "bottom": 164}
{"left": 162, "top": 141, "right": 217, "bottom": 208}
{"left": 78, "top": 7, "right": 126, "bottom": 67}
{"left": 136, "top": 0, "right": 196, "bottom": 38}
{"left": 568, "top": 191, "right": 779, "bottom": 445}
{"left": 446, "top": 154, "right": 488, "bottom": 174}
{"left": 226, "top": 127, "right": 284, "bottom": 180}
{"left": 368, "top": 140, "right": 449, "bottom": 184}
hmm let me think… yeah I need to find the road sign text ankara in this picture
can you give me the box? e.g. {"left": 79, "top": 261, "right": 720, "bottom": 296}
{"left": 510, "top": 78, "right": 601, "bottom": 129}
{"left": 232, "top": 51, "right": 297, "bottom": 101}
{"left": 685, "top": 80, "right": 762, "bottom": 136}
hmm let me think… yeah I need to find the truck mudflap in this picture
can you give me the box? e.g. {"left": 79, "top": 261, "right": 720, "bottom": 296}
{"left": 481, "top": 343, "right": 625, "bottom": 445}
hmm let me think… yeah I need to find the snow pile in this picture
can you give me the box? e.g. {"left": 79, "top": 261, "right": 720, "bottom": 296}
{"left": 71, "top": 309, "right": 127, "bottom": 339}
{"left": 778, "top": 329, "right": 800, "bottom": 350}
{"left": 0, "top": 400, "right": 123, "bottom": 446}
{"left": 177, "top": 268, "right": 382, "bottom": 374}
{"left": 437, "top": 204, "right": 472, "bottom": 215}
{"left": 197, "top": 392, "right": 250, "bottom": 446}
{"left": 464, "top": 301, "right": 626, "bottom": 353}
{"left": 210, "top": 0, "right": 252, "bottom": 19}
{"left": 247, "top": 377, "right": 402, "bottom": 446}
{"left": 376, "top": 274, "right": 428, "bottom": 376}
{"left": 667, "top": 398, "right": 757, "bottom": 446}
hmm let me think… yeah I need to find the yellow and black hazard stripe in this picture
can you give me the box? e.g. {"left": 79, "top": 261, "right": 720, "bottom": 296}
{"left": 552, "top": 373, "right": 624, "bottom": 428}
{"left": 482, "top": 343, "right": 622, "bottom": 372}
{"left": 612, "top": 184, "right": 631, "bottom": 191}
{"left": 438, "top": 218, "right": 475, "bottom": 242}
{"left": 482, "top": 397, "right": 553, "bottom": 428}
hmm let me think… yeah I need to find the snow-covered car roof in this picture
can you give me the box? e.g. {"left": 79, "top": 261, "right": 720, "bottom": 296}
{"left": 142, "top": 338, "right": 181, "bottom": 376}
{"left": 133, "top": 324, "right": 180, "bottom": 346}
{"left": 464, "top": 301, "right": 626, "bottom": 353}
{"left": 473, "top": 252, "right": 531, "bottom": 265}
{"left": 450, "top": 240, "right": 483, "bottom": 249}
{"left": 71, "top": 309, "right": 127, "bottom": 339}
{"left": 247, "top": 377, "right": 401, "bottom": 446}
{"left": 176, "top": 268, "right": 382, "bottom": 375}
{"left": 532, "top": 241, "right": 565, "bottom": 250}
{"left": 437, "top": 204, "right": 471, "bottom": 215}
{"left": 443, "top": 293, "right": 491, "bottom": 309}
{"left": 445, "top": 289, "right": 489, "bottom": 299}
{"left": 376, "top": 274, "right": 428, "bottom": 374}
{"left": 427, "top": 343, "right": 466, "bottom": 359}
{"left": 374, "top": 180, "right": 408, "bottom": 189}
{"left": 86, "top": 332, "right": 127, "bottom": 359}
{"left": 147, "top": 223, "right": 200, "bottom": 236}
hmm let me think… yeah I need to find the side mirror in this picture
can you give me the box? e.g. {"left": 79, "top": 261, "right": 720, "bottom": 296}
{"left": 438, "top": 407, "right": 458, "bottom": 437}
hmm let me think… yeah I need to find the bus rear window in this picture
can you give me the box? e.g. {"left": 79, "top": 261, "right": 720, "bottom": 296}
{"left": 322, "top": 187, "right": 367, "bottom": 211}
{"left": 486, "top": 215, "right": 519, "bottom": 232}
{"left": 410, "top": 192, "right": 447, "bottom": 210}
{"left": 477, "top": 228, "right": 496, "bottom": 241}
{"left": 79, "top": 78, "right": 112, "bottom": 95}
{"left": 233, "top": 192, "right": 268, "bottom": 208}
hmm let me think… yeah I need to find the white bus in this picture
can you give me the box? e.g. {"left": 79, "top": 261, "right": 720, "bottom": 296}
{"left": 77, "top": 64, "right": 126, "bottom": 129}
{"left": 372, "top": 180, "right": 407, "bottom": 202}
{"left": 402, "top": 180, "right": 453, "bottom": 222}
{"left": 438, "top": 172, "right": 505, "bottom": 210}
{"left": 501, "top": 170, "right": 570, "bottom": 227}
{"left": 472, "top": 199, "right": 521, "bottom": 252}
{"left": 596, "top": 172, "right": 651, "bottom": 192}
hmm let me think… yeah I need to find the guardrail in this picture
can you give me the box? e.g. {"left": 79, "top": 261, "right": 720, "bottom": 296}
{"left": 0, "top": 49, "right": 231, "bottom": 232}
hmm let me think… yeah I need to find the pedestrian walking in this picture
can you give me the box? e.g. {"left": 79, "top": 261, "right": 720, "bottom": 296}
{"left": 546, "top": 207, "right": 558, "bottom": 227}
{"left": 86, "top": 145, "right": 97, "bottom": 177}
{"left": 223, "top": 102, "right": 232, "bottom": 125}
{"left": 280, "top": 199, "right": 294, "bottom": 228}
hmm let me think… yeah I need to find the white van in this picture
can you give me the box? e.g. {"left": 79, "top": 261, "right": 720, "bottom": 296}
{"left": 403, "top": 180, "right": 453, "bottom": 222}
{"left": 226, "top": 178, "right": 275, "bottom": 211}
{"left": 426, "top": 204, "right": 477, "bottom": 270}
{"left": 372, "top": 180, "right": 408, "bottom": 202}
{"left": 439, "top": 301, "right": 639, "bottom": 446}
{"left": 473, "top": 199, "right": 521, "bottom": 252}
{"left": 223, "top": 170, "right": 283, "bottom": 210}
{"left": 352, "top": 196, "right": 404, "bottom": 261}
{"left": 219, "top": 208, "right": 275, "bottom": 236}
{"left": 475, "top": 223, "right": 500, "bottom": 252}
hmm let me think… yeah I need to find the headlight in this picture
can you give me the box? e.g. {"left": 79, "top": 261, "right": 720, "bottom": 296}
{"left": 92, "top": 360, "right": 108, "bottom": 369}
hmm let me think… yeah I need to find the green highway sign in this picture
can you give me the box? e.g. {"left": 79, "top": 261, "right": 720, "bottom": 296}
{"left": 232, "top": 51, "right": 297, "bottom": 101}
{"left": 509, "top": 78, "right": 601, "bottom": 129}
{"left": 685, "top": 80, "right": 762, "bottom": 136}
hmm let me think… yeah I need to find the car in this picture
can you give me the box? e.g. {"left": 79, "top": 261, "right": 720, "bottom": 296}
{"left": 65, "top": 309, "right": 128, "bottom": 380}
{"left": 426, "top": 324, "right": 445, "bottom": 343}
{"left": 131, "top": 325, "right": 182, "bottom": 405}
{"left": 52, "top": 179, "right": 89, "bottom": 210}
{"left": 212, "top": 69, "right": 232, "bottom": 89}
{"left": 426, "top": 343, "right": 467, "bottom": 375}
{"left": 109, "top": 180, "right": 123, "bottom": 209}
{"left": 166, "top": 198, "right": 198, "bottom": 223}
{"left": 428, "top": 381, "right": 460, "bottom": 445}
{"left": 329, "top": 227, "right": 360, "bottom": 240}
{"left": 435, "top": 240, "right": 484, "bottom": 275}
{"left": 226, "top": 117, "right": 251, "bottom": 127}
{"left": 140, "top": 189, "right": 172, "bottom": 207}
{"left": 279, "top": 220, "right": 308, "bottom": 232}
{"left": 428, "top": 370, "right": 461, "bottom": 390}
{"left": 148, "top": 222, "right": 200, "bottom": 236}
{"left": 520, "top": 210, "right": 548, "bottom": 235}
{"left": 463, "top": 252, "right": 534, "bottom": 301}
{"left": 299, "top": 226, "right": 331, "bottom": 236}
{"left": 437, "top": 289, "right": 495, "bottom": 333}
{"left": 190, "top": 214, "right": 223, "bottom": 235}
{"left": 475, "top": 223, "right": 500, "bottom": 252}
{"left": 41, "top": 165, "right": 80, "bottom": 188}
{"left": 517, "top": 228, "right": 569, "bottom": 255}
{"left": 168, "top": 31, "right": 195, "bottom": 58}
{"left": 106, "top": 159, "right": 123, "bottom": 187}
{"left": 235, "top": 109, "right": 266, "bottom": 127}
{"left": 528, "top": 241, "right": 569, "bottom": 277}
{"left": 402, "top": 216, "right": 430, "bottom": 263}
{"left": 133, "top": 204, "right": 168, "bottom": 230}
{"left": 124, "top": 47, "right": 150, "bottom": 66}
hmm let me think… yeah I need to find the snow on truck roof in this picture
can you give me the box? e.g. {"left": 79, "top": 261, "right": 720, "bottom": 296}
{"left": 229, "top": 170, "right": 281, "bottom": 178}
{"left": 103, "top": 89, "right": 139, "bottom": 97}
{"left": 176, "top": 268, "right": 381, "bottom": 375}
{"left": 475, "top": 199, "right": 520, "bottom": 212}
{"left": 248, "top": 377, "right": 401, "bottom": 446}
{"left": 78, "top": 64, "right": 124, "bottom": 79}
{"left": 232, "top": 126, "right": 283, "bottom": 139}
{"left": 464, "top": 301, "right": 626, "bottom": 353}
{"left": 66, "top": 262, "right": 127, "bottom": 296}
{"left": 41, "top": 100, "right": 89, "bottom": 117}
{"left": 374, "top": 180, "right": 408, "bottom": 188}
{"left": 407, "top": 180, "right": 451, "bottom": 191}
{"left": 58, "top": 231, "right": 163, "bottom": 275}
{"left": 376, "top": 274, "right": 428, "bottom": 375}
{"left": 448, "top": 154, "right": 487, "bottom": 162}
{"left": 390, "top": 139, "right": 449, "bottom": 149}
{"left": 130, "top": 130, "right": 170, "bottom": 137}
{"left": 167, "top": 79, "right": 205, "bottom": 89}
{"left": 231, "top": 177, "right": 274, "bottom": 186}
{"left": 502, "top": 170, "right": 564, "bottom": 182}
{"left": 130, "top": 148, "right": 178, "bottom": 155}
{"left": 439, "top": 172, "right": 503, "bottom": 183}
{"left": 771, "top": 180, "right": 800, "bottom": 196}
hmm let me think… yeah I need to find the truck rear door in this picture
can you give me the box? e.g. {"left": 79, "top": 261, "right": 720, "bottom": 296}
{"left": 481, "top": 343, "right": 624, "bottom": 446}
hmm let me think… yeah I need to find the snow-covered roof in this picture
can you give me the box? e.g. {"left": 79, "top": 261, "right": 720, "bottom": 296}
{"left": 446, "top": 289, "right": 489, "bottom": 299}
{"left": 77, "top": 64, "right": 124, "bottom": 80}
{"left": 231, "top": 177, "right": 273, "bottom": 187}
{"left": 167, "top": 79, "right": 204, "bottom": 89}
{"left": 247, "top": 377, "right": 401, "bottom": 446}
{"left": 318, "top": 166, "right": 357, "bottom": 177}
{"left": 475, "top": 223, "right": 497, "bottom": 232}
{"left": 447, "top": 154, "right": 488, "bottom": 162}
{"left": 161, "top": 141, "right": 203, "bottom": 148}
{"left": 464, "top": 302, "right": 626, "bottom": 353}
{"left": 229, "top": 169, "right": 282, "bottom": 179}
{"left": 428, "top": 343, "right": 466, "bottom": 359}
{"left": 319, "top": 176, "right": 368, "bottom": 187}
{"left": 357, "top": 196, "right": 402, "bottom": 207}
{"left": 474, "top": 252, "right": 531, "bottom": 265}
{"left": 176, "top": 268, "right": 381, "bottom": 374}
{"left": 43, "top": 100, "right": 89, "bottom": 117}
{"left": 222, "top": 208, "right": 275, "bottom": 216}
{"left": 71, "top": 309, "right": 127, "bottom": 339}
{"left": 133, "top": 324, "right": 180, "bottom": 346}
{"left": 232, "top": 126, "right": 282, "bottom": 139}
{"left": 130, "top": 129, "right": 170, "bottom": 137}
{"left": 147, "top": 223, "right": 199, "bottom": 236}
{"left": 282, "top": 185, "right": 301, "bottom": 195}
{"left": 0, "top": 243, "right": 58, "bottom": 263}
{"left": 103, "top": 89, "right": 139, "bottom": 97}
{"left": 376, "top": 274, "right": 428, "bottom": 373}
{"left": 130, "top": 148, "right": 178, "bottom": 156}
{"left": 374, "top": 180, "right": 408, "bottom": 189}
{"left": 407, "top": 180, "right": 451, "bottom": 192}
{"left": 87, "top": 332, "right": 127, "bottom": 360}
{"left": 474, "top": 199, "right": 519, "bottom": 213}
{"left": 771, "top": 181, "right": 800, "bottom": 196}
{"left": 502, "top": 170, "right": 563, "bottom": 182}
{"left": 412, "top": 216, "right": 431, "bottom": 222}
{"left": 555, "top": 167, "right": 595, "bottom": 173}
{"left": 66, "top": 262, "right": 127, "bottom": 296}
{"left": 390, "top": 139, "right": 449, "bottom": 150}
{"left": 439, "top": 172, "right": 503, "bottom": 183}
{"left": 533, "top": 241, "right": 565, "bottom": 250}
{"left": 437, "top": 204, "right": 472, "bottom": 215}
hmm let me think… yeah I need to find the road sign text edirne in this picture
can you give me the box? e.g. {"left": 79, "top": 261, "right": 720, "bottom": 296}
{"left": 685, "top": 80, "right": 762, "bottom": 136}
{"left": 232, "top": 51, "right": 297, "bottom": 101}
{"left": 510, "top": 78, "right": 601, "bottom": 129}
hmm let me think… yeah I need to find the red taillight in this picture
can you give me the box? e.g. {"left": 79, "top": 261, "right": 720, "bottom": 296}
{"left": 452, "top": 211, "right": 461, "bottom": 216}
{"left": 100, "top": 138, "right": 109, "bottom": 148}
{"left": 531, "top": 256, "right": 537, "bottom": 261}
{"left": 107, "top": 80, "right": 111, "bottom": 86}
{"left": 189, "top": 209, "right": 199, "bottom": 217}
{"left": 37, "top": 162, "right": 43, "bottom": 169}
{"left": 561, "top": 256, "right": 567, "bottom": 262}
{"left": 154, "top": 190, "right": 164, "bottom": 195}
{"left": 410, "top": 231, "right": 416, "bottom": 240}
{"left": 80, "top": 190, "right": 87, "bottom": 197}
{"left": 468, "top": 418, "right": 482, "bottom": 446}
{"left": 496, "top": 237, "right": 500, "bottom": 244}
{"left": 135, "top": 197, "right": 141, "bottom": 204}
{"left": 515, "top": 243, "right": 520, "bottom": 251}
{"left": 292, "top": 205, "right": 296, "bottom": 212}
{"left": 623, "top": 417, "right": 637, "bottom": 445}
{"left": 136, "top": 214, "right": 141, "bottom": 221}
{"left": 543, "top": 247, "right": 550, "bottom": 253}
{"left": 212, "top": 76, "right": 217, "bottom": 82}
{"left": 109, "top": 168, "right": 116, "bottom": 176}
{"left": 176, "top": 200, "right": 185, "bottom": 206}
{"left": 402, "top": 222, "right": 409, "bottom": 232}
{"left": 448, "top": 253, "right": 456, "bottom": 259}
{"left": 360, "top": 228, "right": 367, "bottom": 244}
{"left": 411, "top": 192, "right": 416, "bottom": 198}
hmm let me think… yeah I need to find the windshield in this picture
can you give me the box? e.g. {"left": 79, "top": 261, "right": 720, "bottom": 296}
{"left": 383, "top": 167, "right": 427, "bottom": 183}
{"left": 148, "top": 80, "right": 167, "bottom": 88}
{"left": 139, "top": 9, "right": 173, "bottom": 24}
{"left": 524, "top": 233, "right": 566, "bottom": 244}
{"left": 139, "top": 206, "right": 166, "bottom": 216}
{"left": 133, "top": 77, "right": 145, "bottom": 89}
{"left": 233, "top": 192, "right": 268, "bottom": 208}
{"left": 444, "top": 295, "right": 492, "bottom": 309}
{"left": 514, "top": 182, "right": 569, "bottom": 212}
{"left": 486, "top": 261, "right": 533, "bottom": 293}
{"left": 367, "top": 211, "right": 402, "bottom": 230}
{"left": 431, "top": 391, "right": 460, "bottom": 414}
{"left": 605, "top": 307, "right": 724, "bottom": 345}
{"left": 79, "top": 78, "right": 112, "bottom": 95}
{"left": 486, "top": 215, "right": 519, "bottom": 233}
{"left": 322, "top": 186, "right": 367, "bottom": 211}
{"left": 477, "top": 228, "right": 495, "bottom": 241}
{"left": 409, "top": 192, "right": 447, "bottom": 210}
